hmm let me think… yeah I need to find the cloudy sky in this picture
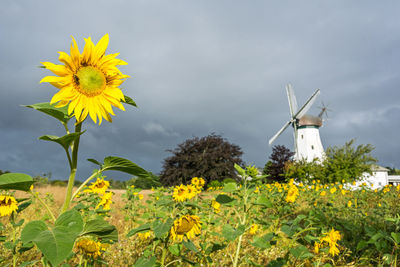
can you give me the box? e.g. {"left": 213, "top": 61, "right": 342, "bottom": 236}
{"left": 1, "top": 1, "right": 399, "bottom": 181}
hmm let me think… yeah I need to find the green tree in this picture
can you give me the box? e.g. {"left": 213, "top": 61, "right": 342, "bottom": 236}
{"left": 323, "top": 139, "right": 377, "bottom": 183}
{"left": 160, "top": 133, "right": 244, "bottom": 186}
{"left": 285, "top": 139, "right": 377, "bottom": 184}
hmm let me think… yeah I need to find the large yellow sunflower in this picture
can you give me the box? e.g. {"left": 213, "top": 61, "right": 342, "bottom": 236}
{"left": 170, "top": 215, "right": 201, "bottom": 242}
{"left": 40, "top": 34, "right": 129, "bottom": 124}
{"left": 0, "top": 195, "right": 18, "bottom": 216}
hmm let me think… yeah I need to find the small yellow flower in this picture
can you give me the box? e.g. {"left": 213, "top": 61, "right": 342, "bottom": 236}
{"left": 0, "top": 195, "right": 18, "bottom": 216}
{"left": 75, "top": 238, "right": 106, "bottom": 258}
{"left": 320, "top": 228, "right": 341, "bottom": 256}
{"left": 249, "top": 224, "right": 259, "bottom": 235}
{"left": 285, "top": 185, "right": 299, "bottom": 203}
{"left": 186, "top": 184, "right": 199, "bottom": 200}
{"left": 138, "top": 194, "right": 144, "bottom": 200}
{"left": 87, "top": 178, "right": 110, "bottom": 194}
{"left": 138, "top": 231, "right": 151, "bottom": 240}
{"left": 378, "top": 203, "right": 382, "bottom": 207}
{"left": 314, "top": 242, "right": 320, "bottom": 254}
{"left": 320, "top": 191, "right": 326, "bottom": 196}
{"left": 330, "top": 187, "right": 337, "bottom": 194}
{"left": 172, "top": 184, "right": 189, "bottom": 202}
{"left": 191, "top": 177, "right": 200, "bottom": 186}
{"left": 30, "top": 185, "right": 34, "bottom": 191}
{"left": 347, "top": 200, "right": 352, "bottom": 208}
{"left": 212, "top": 200, "right": 221, "bottom": 213}
{"left": 96, "top": 192, "right": 112, "bottom": 210}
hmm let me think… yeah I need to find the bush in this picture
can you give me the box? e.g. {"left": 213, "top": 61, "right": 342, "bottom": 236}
{"left": 131, "top": 172, "right": 162, "bottom": 189}
{"left": 160, "top": 133, "right": 244, "bottom": 186}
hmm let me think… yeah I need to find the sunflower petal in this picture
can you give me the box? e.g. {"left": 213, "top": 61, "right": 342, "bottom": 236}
{"left": 94, "top": 34, "right": 109, "bottom": 61}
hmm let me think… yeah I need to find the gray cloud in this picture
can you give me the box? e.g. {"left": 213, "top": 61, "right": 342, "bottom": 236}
{"left": 1, "top": 0, "right": 400, "bottom": 181}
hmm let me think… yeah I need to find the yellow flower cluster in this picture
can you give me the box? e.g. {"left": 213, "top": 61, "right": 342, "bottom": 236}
{"left": 191, "top": 177, "right": 205, "bottom": 190}
{"left": 172, "top": 177, "right": 204, "bottom": 202}
{"left": 0, "top": 195, "right": 18, "bottom": 217}
{"left": 75, "top": 238, "right": 107, "bottom": 259}
{"left": 170, "top": 215, "right": 201, "bottom": 242}
{"left": 314, "top": 228, "right": 341, "bottom": 256}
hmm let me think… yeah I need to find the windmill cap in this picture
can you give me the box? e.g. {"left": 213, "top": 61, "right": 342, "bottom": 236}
{"left": 298, "top": 114, "right": 322, "bottom": 127}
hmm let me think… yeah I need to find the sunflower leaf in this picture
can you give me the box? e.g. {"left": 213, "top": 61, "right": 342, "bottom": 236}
{"left": 24, "top": 102, "right": 71, "bottom": 124}
{"left": 0, "top": 173, "right": 33, "bottom": 191}
{"left": 126, "top": 224, "right": 151, "bottom": 238}
{"left": 39, "top": 132, "right": 85, "bottom": 151}
{"left": 122, "top": 95, "right": 137, "bottom": 108}
{"left": 102, "top": 156, "right": 149, "bottom": 178}
{"left": 21, "top": 210, "right": 83, "bottom": 267}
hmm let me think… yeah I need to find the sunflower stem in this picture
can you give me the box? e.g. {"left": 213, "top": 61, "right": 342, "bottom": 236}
{"left": 31, "top": 191, "right": 56, "bottom": 223}
{"left": 62, "top": 121, "right": 82, "bottom": 213}
{"left": 71, "top": 169, "right": 103, "bottom": 200}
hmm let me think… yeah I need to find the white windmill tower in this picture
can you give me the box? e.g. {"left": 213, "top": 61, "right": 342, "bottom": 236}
{"left": 269, "top": 84, "right": 325, "bottom": 162}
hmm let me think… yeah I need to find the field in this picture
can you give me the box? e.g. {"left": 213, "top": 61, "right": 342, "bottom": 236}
{"left": 1, "top": 175, "right": 400, "bottom": 267}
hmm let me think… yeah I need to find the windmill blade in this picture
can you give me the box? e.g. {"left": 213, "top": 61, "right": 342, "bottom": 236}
{"left": 294, "top": 89, "right": 320, "bottom": 119}
{"left": 269, "top": 120, "right": 293, "bottom": 145}
{"left": 286, "top": 84, "right": 298, "bottom": 117}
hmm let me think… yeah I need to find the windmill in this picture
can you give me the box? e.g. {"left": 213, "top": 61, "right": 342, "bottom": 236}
{"left": 269, "top": 84, "right": 325, "bottom": 162}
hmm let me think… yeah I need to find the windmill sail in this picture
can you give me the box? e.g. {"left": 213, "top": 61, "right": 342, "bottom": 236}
{"left": 294, "top": 89, "right": 320, "bottom": 119}
{"left": 286, "top": 84, "right": 298, "bottom": 117}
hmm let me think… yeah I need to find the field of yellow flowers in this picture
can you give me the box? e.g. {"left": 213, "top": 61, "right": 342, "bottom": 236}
{"left": 1, "top": 34, "right": 400, "bottom": 266}
{"left": 1, "top": 164, "right": 400, "bottom": 266}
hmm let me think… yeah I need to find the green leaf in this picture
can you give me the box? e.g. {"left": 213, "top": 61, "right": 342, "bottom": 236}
{"left": 222, "top": 224, "right": 245, "bottom": 241}
{"left": 205, "top": 242, "right": 227, "bottom": 254}
{"left": 223, "top": 183, "right": 237, "bottom": 193}
{"left": 153, "top": 218, "right": 173, "bottom": 239}
{"left": 168, "top": 243, "right": 181, "bottom": 256}
{"left": 21, "top": 211, "right": 84, "bottom": 266}
{"left": 39, "top": 132, "right": 84, "bottom": 151}
{"left": 280, "top": 225, "right": 294, "bottom": 237}
{"left": 55, "top": 210, "right": 83, "bottom": 236}
{"left": 24, "top": 102, "right": 70, "bottom": 123}
{"left": 183, "top": 240, "right": 199, "bottom": 253}
{"left": 134, "top": 256, "right": 157, "bottom": 267}
{"left": 87, "top": 158, "right": 102, "bottom": 166}
{"left": 216, "top": 194, "right": 234, "bottom": 204}
{"left": 234, "top": 164, "right": 245, "bottom": 176}
{"left": 122, "top": 95, "right": 138, "bottom": 107}
{"left": 102, "top": 156, "right": 149, "bottom": 178}
{"left": 251, "top": 233, "right": 274, "bottom": 249}
{"left": 267, "top": 258, "right": 286, "bottom": 267}
{"left": 255, "top": 195, "right": 272, "bottom": 208}
{"left": 391, "top": 232, "right": 400, "bottom": 244}
{"left": 0, "top": 173, "right": 33, "bottom": 191}
{"left": 126, "top": 224, "right": 151, "bottom": 237}
{"left": 289, "top": 245, "right": 313, "bottom": 259}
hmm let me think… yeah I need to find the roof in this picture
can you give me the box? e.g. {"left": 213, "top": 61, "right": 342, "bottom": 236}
{"left": 298, "top": 114, "right": 323, "bottom": 127}
{"left": 371, "top": 165, "right": 389, "bottom": 172}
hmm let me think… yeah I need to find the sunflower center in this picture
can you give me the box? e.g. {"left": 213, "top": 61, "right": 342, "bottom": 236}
{"left": 75, "top": 66, "right": 106, "bottom": 96}
{"left": 176, "top": 218, "right": 195, "bottom": 234}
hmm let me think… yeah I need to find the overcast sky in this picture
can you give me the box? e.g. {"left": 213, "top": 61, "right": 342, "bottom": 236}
{"left": 1, "top": 1, "right": 399, "bottom": 181}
